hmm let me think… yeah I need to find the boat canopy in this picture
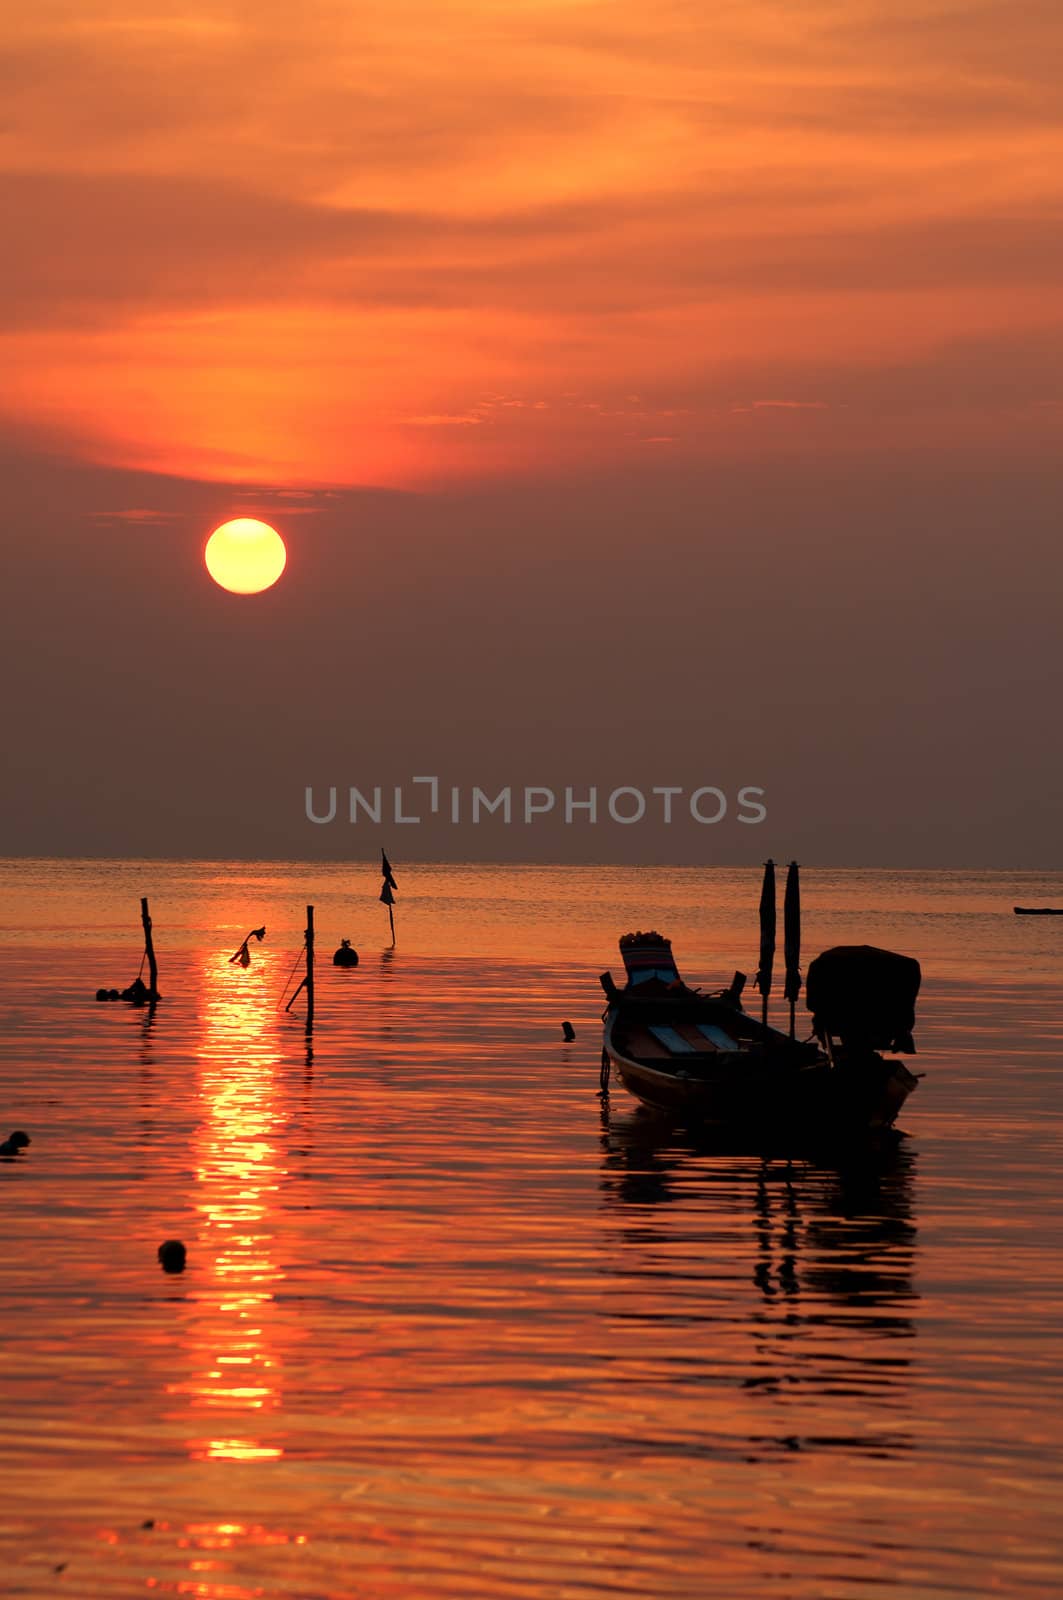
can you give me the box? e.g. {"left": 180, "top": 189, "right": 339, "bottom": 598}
{"left": 806, "top": 944, "right": 921, "bottom": 1053}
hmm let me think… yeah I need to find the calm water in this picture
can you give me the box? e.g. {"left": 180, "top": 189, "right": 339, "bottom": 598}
{"left": 1, "top": 860, "right": 1062, "bottom": 1599}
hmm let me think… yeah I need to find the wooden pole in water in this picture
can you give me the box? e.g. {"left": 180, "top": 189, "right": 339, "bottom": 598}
{"left": 305, "top": 904, "right": 315, "bottom": 1030}
{"left": 140, "top": 896, "right": 158, "bottom": 999}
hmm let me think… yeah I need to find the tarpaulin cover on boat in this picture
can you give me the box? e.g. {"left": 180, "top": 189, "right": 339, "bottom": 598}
{"left": 619, "top": 931, "right": 681, "bottom": 987}
{"left": 805, "top": 945, "right": 921, "bottom": 1052}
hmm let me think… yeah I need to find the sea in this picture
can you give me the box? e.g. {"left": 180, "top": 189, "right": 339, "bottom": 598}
{"left": 1, "top": 859, "right": 1061, "bottom": 1599}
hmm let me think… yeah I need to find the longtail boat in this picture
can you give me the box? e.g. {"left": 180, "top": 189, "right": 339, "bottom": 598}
{"left": 600, "top": 933, "right": 920, "bottom": 1133}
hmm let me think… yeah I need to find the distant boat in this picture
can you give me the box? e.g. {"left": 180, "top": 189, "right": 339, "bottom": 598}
{"left": 600, "top": 933, "right": 919, "bottom": 1134}
{"left": 1014, "top": 906, "right": 1063, "bottom": 915}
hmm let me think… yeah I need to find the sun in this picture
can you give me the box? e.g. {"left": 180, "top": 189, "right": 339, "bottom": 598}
{"left": 205, "top": 519, "right": 287, "bottom": 594}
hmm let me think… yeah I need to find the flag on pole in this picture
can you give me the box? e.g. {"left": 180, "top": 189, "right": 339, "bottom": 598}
{"left": 380, "top": 849, "right": 397, "bottom": 943}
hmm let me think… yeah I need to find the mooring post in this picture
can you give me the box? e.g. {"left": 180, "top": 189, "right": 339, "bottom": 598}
{"left": 140, "top": 896, "right": 158, "bottom": 999}
{"left": 305, "top": 904, "right": 315, "bottom": 1030}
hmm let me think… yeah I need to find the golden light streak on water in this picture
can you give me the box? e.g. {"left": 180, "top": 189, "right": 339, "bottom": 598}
{"left": 179, "top": 947, "right": 286, "bottom": 1463}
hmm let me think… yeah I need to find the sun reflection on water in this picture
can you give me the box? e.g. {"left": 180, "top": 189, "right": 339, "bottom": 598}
{"left": 173, "top": 947, "right": 287, "bottom": 1462}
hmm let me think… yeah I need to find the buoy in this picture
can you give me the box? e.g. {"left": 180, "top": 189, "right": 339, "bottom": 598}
{"left": 333, "top": 939, "right": 359, "bottom": 968}
{"left": 95, "top": 988, "right": 109, "bottom": 1002}
{"left": 157, "top": 1239, "right": 186, "bottom": 1273}
{"left": 561, "top": 1021, "right": 576, "bottom": 1041}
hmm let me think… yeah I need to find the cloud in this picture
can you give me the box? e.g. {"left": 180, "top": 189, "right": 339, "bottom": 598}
{"left": 750, "top": 400, "right": 830, "bottom": 411}
{"left": 402, "top": 414, "right": 484, "bottom": 428}
{"left": 0, "top": 0, "right": 1060, "bottom": 485}
{"left": 88, "top": 507, "right": 180, "bottom": 526}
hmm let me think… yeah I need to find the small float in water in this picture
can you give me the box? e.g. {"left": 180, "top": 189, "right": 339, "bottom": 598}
{"left": 333, "top": 939, "right": 359, "bottom": 968}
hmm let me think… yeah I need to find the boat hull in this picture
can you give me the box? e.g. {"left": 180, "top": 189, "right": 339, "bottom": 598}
{"left": 605, "top": 1013, "right": 917, "bottom": 1133}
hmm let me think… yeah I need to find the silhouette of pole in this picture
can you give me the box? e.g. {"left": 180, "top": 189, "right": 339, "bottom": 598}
{"left": 380, "top": 850, "right": 397, "bottom": 947}
{"left": 305, "top": 904, "right": 315, "bottom": 1031}
{"left": 140, "top": 896, "right": 158, "bottom": 999}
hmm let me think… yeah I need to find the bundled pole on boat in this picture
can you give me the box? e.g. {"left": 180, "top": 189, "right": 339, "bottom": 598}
{"left": 783, "top": 861, "right": 801, "bottom": 1039}
{"left": 380, "top": 849, "right": 397, "bottom": 946}
{"left": 754, "top": 859, "right": 776, "bottom": 1027}
{"left": 140, "top": 897, "right": 159, "bottom": 1000}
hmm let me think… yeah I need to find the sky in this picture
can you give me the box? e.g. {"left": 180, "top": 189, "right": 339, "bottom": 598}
{"left": 2, "top": 0, "right": 1062, "bottom": 864}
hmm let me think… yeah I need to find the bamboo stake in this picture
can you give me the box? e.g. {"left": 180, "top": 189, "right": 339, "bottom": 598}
{"left": 305, "top": 904, "right": 315, "bottom": 1030}
{"left": 140, "top": 896, "right": 158, "bottom": 999}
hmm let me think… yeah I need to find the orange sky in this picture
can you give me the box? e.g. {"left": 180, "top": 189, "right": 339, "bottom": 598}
{"left": 4, "top": 0, "right": 1062, "bottom": 487}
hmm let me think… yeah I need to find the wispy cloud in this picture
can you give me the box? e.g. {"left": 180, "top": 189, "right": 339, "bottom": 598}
{"left": 403, "top": 414, "right": 485, "bottom": 428}
{"left": 749, "top": 401, "right": 831, "bottom": 411}
{"left": 88, "top": 506, "right": 180, "bottom": 526}
{"left": 0, "top": 0, "right": 1060, "bottom": 484}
